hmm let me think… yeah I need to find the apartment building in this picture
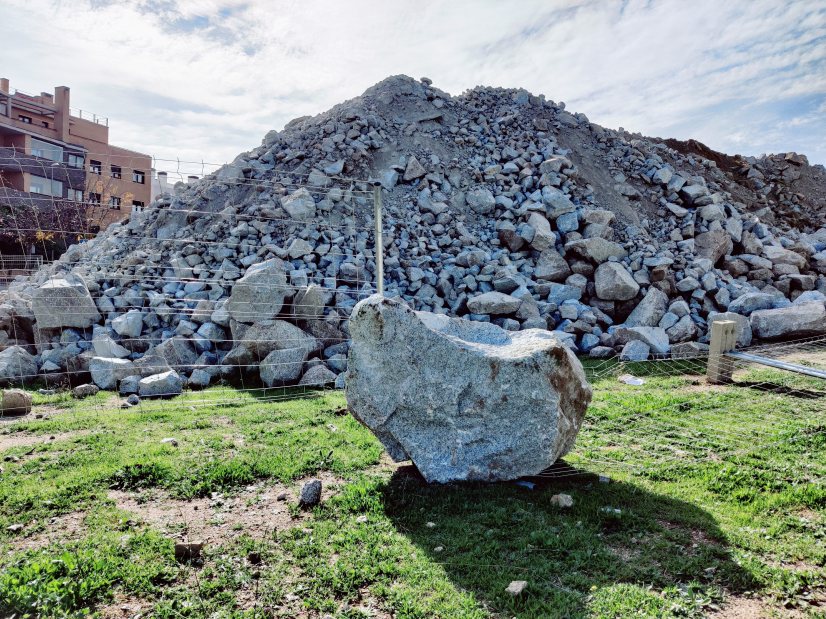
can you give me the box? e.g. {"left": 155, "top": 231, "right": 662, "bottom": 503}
{"left": 0, "top": 78, "right": 152, "bottom": 232}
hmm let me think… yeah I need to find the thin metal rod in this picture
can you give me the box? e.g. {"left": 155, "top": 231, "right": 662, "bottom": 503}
{"left": 372, "top": 183, "right": 384, "bottom": 296}
{"left": 726, "top": 351, "right": 826, "bottom": 380}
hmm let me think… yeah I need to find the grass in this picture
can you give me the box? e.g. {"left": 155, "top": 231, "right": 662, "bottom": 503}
{"left": 0, "top": 362, "right": 824, "bottom": 618}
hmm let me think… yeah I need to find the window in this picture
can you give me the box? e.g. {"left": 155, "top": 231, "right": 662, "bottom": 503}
{"left": 18, "top": 115, "right": 32, "bottom": 124}
{"left": 111, "top": 165, "right": 122, "bottom": 179}
{"left": 132, "top": 169, "right": 145, "bottom": 184}
{"left": 29, "top": 175, "right": 63, "bottom": 197}
{"left": 67, "top": 153, "right": 84, "bottom": 168}
{"left": 110, "top": 196, "right": 121, "bottom": 209}
{"left": 42, "top": 121, "right": 49, "bottom": 128}
{"left": 31, "top": 138, "right": 63, "bottom": 162}
{"left": 68, "top": 189, "right": 84, "bottom": 202}
{"left": 88, "top": 192, "right": 101, "bottom": 204}
{"left": 89, "top": 160, "right": 102, "bottom": 174}
{"left": 132, "top": 200, "right": 144, "bottom": 208}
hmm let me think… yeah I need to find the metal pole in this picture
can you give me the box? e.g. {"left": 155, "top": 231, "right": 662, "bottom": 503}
{"left": 372, "top": 182, "right": 384, "bottom": 296}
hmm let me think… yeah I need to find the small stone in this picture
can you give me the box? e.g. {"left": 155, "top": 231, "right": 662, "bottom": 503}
{"left": 72, "top": 384, "right": 100, "bottom": 399}
{"left": 425, "top": 521, "right": 436, "bottom": 528}
{"left": 433, "top": 546, "right": 444, "bottom": 552}
{"left": 550, "top": 493, "right": 574, "bottom": 508}
{"left": 299, "top": 479, "right": 322, "bottom": 508}
{"left": 506, "top": 580, "right": 528, "bottom": 596}
{"left": 161, "top": 437, "right": 179, "bottom": 447}
{"left": 7, "top": 523, "right": 24, "bottom": 533}
{"left": 126, "top": 394, "right": 141, "bottom": 406}
{"left": 174, "top": 541, "right": 203, "bottom": 562}
{"left": 276, "top": 491, "right": 289, "bottom": 501}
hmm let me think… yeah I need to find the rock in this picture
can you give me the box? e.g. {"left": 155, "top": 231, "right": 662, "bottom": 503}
{"left": 614, "top": 326, "right": 670, "bottom": 355}
{"left": 707, "top": 311, "right": 752, "bottom": 347}
{"left": 403, "top": 156, "right": 426, "bottom": 181}
{"left": 92, "top": 335, "right": 130, "bottom": 359}
{"left": 619, "top": 340, "right": 649, "bottom": 361}
{"left": 0, "top": 346, "right": 37, "bottom": 385}
{"left": 73, "top": 384, "right": 100, "bottom": 399}
{"left": 565, "top": 238, "right": 628, "bottom": 264}
{"left": 174, "top": 542, "right": 204, "bottom": 562}
{"left": 155, "top": 337, "right": 198, "bottom": 374}
{"left": 728, "top": 292, "right": 776, "bottom": 316}
{"left": 112, "top": 310, "right": 143, "bottom": 338}
{"left": 293, "top": 285, "right": 329, "bottom": 320}
{"left": 550, "top": 493, "right": 573, "bottom": 508}
{"left": 187, "top": 369, "right": 212, "bottom": 389}
{"left": 240, "top": 320, "right": 320, "bottom": 359}
{"left": 260, "top": 347, "right": 307, "bottom": 386}
{"left": 126, "top": 393, "right": 141, "bottom": 406}
{"left": 506, "top": 581, "right": 528, "bottom": 596}
{"left": 298, "top": 365, "right": 337, "bottom": 386}
{"left": 534, "top": 250, "right": 572, "bottom": 282}
{"left": 1, "top": 389, "right": 32, "bottom": 415}
{"left": 695, "top": 230, "right": 732, "bottom": 264}
{"left": 227, "top": 259, "right": 289, "bottom": 323}
{"left": 750, "top": 302, "right": 826, "bottom": 340}
{"left": 345, "top": 296, "right": 592, "bottom": 483}
{"left": 594, "top": 263, "right": 640, "bottom": 301}
{"left": 528, "top": 213, "right": 555, "bottom": 251}
{"left": 138, "top": 370, "right": 184, "bottom": 398}
{"left": 466, "top": 291, "right": 522, "bottom": 315}
{"left": 671, "top": 342, "right": 709, "bottom": 358}
{"left": 299, "top": 479, "right": 322, "bottom": 507}
{"left": 625, "top": 288, "right": 669, "bottom": 328}
{"left": 90, "top": 357, "right": 135, "bottom": 390}
{"left": 281, "top": 187, "right": 316, "bottom": 220}
{"left": 466, "top": 187, "right": 496, "bottom": 214}
{"left": 31, "top": 274, "right": 100, "bottom": 329}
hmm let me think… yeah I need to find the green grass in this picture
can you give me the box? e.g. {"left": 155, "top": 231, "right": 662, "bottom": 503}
{"left": 0, "top": 366, "right": 824, "bottom": 618}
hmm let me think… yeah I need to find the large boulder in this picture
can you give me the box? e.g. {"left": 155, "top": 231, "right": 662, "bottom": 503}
{"left": 466, "top": 291, "right": 521, "bottom": 315}
{"left": 1, "top": 388, "right": 32, "bottom": 415}
{"left": 695, "top": 230, "right": 732, "bottom": 264}
{"left": 625, "top": 288, "right": 669, "bottom": 328}
{"left": 345, "top": 296, "right": 592, "bottom": 483}
{"left": 565, "top": 238, "right": 628, "bottom": 264}
{"left": 138, "top": 370, "right": 184, "bottom": 397}
{"left": 31, "top": 275, "right": 100, "bottom": 329}
{"left": 227, "top": 259, "right": 289, "bottom": 323}
{"left": 749, "top": 302, "right": 826, "bottom": 340}
{"left": 281, "top": 187, "right": 316, "bottom": 220}
{"left": 260, "top": 347, "right": 307, "bottom": 387}
{"left": 89, "top": 357, "right": 135, "bottom": 390}
{"left": 708, "top": 311, "right": 752, "bottom": 347}
{"left": 0, "top": 346, "right": 37, "bottom": 385}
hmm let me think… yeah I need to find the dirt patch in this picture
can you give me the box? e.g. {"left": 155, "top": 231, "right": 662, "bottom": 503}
{"left": 10, "top": 510, "right": 89, "bottom": 552}
{"left": 708, "top": 595, "right": 772, "bottom": 618}
{"left": 97, "top": 593, "right": 154, "bottom": 619}
{"left": 0, "top": 429, "right": 91, "bottom": 452}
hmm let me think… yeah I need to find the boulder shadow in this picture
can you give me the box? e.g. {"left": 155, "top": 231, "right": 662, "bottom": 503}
{"left": 381, "top": 462, "right": 756, "bottom": 618}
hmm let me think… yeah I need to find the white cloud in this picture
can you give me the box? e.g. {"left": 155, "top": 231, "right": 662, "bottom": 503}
{"left": 3, "top": 0, "right": 825, "bottom": 167}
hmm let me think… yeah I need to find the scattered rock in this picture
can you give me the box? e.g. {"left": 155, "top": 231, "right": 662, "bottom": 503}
{"left": 299, "top": 479, "right": 322, "bottom": 508}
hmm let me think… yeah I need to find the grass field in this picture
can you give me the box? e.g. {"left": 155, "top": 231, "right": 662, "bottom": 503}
{"left": 0, "top": 359, "right": 824, "bottom": 618}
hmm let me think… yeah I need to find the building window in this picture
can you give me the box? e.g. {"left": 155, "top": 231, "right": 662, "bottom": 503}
{"left": 18, "top": 115, "right": 32, "bottom": 124}
{"left": 132, "top": 170, "right": 145, "bottom": 184}
{"left": 90, "top": 160, "right": 102, "bottom": 174}
{"left": 110, "top": 196, "right": 121, "bottom": 209}
{"left": 67, "top": 153, "right": 84, "bottom": 168}
{"left": 132, "top": 200, "right": 144, "bottom": 208}
{"left": 68, "top": 189, "right": 84, "bottom": 202}
{"left": 42, "top": 121, "right": 49, "bottom": 128}
{"left": 111, "top": 165, "right": 122, "bottom": 179}
{"left": 31, "top": 138, "right": 63, "bottom": 162}
{"left": 88, "top": 192, "right": 101, "bottom": 204}
{"left": 29, "top": 176, "right": 63, "bottom": 197}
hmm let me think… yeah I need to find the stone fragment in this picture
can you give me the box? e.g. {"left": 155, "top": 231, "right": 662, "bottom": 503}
{"left": 466, "top": 187, "right": 496, "bottom": 214}
{"left": 403, "top": 156, "right": 426, "bottom": 181}
{"left": 550, "top": 493, "right": 573, "bottom": 508}
{"left": 298, "top": 365, "right": 337, "bottom": 386}
{"left": 594, "top": 263, "right": 639, "bottom": 301}
{"left": 565, "top": 238, "right": 628, "bottom": 264}
{"left": 345, "top": 296, "right": 592, "bottom": 483}
{"left": 619, "top": 340, "right": 649, "bottom": 361}
{"left": 466, "top": 291, "right": 522, "bottom": 315}
{"left": 112, "top": 310, "right": 143, "bottom": 338}
{"left": 138, "top": 370, "right": 184, "bottom": 398}
{"left": 0, "top": 346, "right": 37, "bottom": 385}
{"left": 750, "top": 302, "right": 826, "bottom": 340}
{"left": 281, "top": 188, "right": 316, "bottom": 220}
{"left": 506, "top": 581, "right": 528, "bottom": 596}
{"left": 73, "top": 384, "right": 100, "bottom": 399}
{"left": 695, "top": 230, "right": 732, "bottom": 264}
{"left": 299, "top": 479, "right": 322, "bottom": 507}
{"left": 624, "top": 288, "right": 669, "bottom": 328}
{"left": 90, "top": 357, "right": 135, "bottom": 390}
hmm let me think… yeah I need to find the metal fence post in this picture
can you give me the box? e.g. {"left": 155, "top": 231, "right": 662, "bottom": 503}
{"left": 707, "top": 320, "right": 737, "bottom": 384}
{"left": 372, "top": 182, "right": 384, "bottom": 296}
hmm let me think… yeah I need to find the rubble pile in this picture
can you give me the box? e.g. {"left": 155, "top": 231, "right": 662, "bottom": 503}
{"left": 0, "top": 75, "right": 824, "bottom": 391}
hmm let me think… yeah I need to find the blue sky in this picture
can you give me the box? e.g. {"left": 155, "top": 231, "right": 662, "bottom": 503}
{"left": 2, "top": 0, "right": 825, "bottom": 177}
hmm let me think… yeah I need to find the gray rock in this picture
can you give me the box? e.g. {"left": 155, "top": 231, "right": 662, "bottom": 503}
{"left": 565, "top": 238, "right": 628, "bottom": 264}
{"left": 90, "top": 357, "right": 135, "bottom": 390}
{"left": 707, "top": 311, "right": 752, "bottom": 347}
{"left": 227, "top": 259, "right": 289, "bottom": 323}
{"left": 728, "top": 292, "right": 776, "bottom": 316}
{"left": 298, "top": 364, "right": 337, "bottom": 386}
{"left": 625, "top": 288, "right": 669, "bottom": 328}
{"left": 138, "top": 370, "right": 184, "bottom": 398}
{"left": 345, "top": 296, "right": 592, "bottom": 483}
{"left": 73, "top": 383, "right": 100, "bottom": 399}
{"left": 187, "top": 369, "right": 212, "bottom": 389}
{"left": 750, "top": 302, "right": 826, "bottom": 340}
{"left": 619, "top": 340, "right": 649, "bottom": 361}
{"left": 528, "top": 212, "right": 555, "bottom": 251}
{"left": 466, "top": 291, "right": 522, "bottom": 315}
{"left": 0, "top": 346, "right": 37, "bottom": 385}
{"left": 281, "top": 187, "right": 316, "bottom": 220}
{"left": 112, "top": 310, "right": 143, "bottom": 338}
{"left": 299, "top": 479, "right": 322, "bottom": 507}
{"left": 31, "top": 275, "right": 100, "bottom": 329}
{"left": 695, "top": 230, "right": 732, "bottom": 264}
{"left": 260, "top": 347, "right": 307, "bottom": 387}
{"left": 92, "top": 335, "right": 130, "bottom": 359}
{"left": 466, "top": 187, "right": 496, "bottom": 214}
{"left": 1, "top": 388, "right": 32, "bottom": 415}
{"left": 404, "top": 156, "right": 426, "bottom": 181}
{"left": 155, "top": 337, "right": 198, "bottom": 374}
{"left": 534, "top": 250, "right": 572, "bottom": 282}
{"left": 594, "top": 263, "right": 639, "bottom": 301}
{"left": 613, "top": 326, "right": 670, "bottom": 355}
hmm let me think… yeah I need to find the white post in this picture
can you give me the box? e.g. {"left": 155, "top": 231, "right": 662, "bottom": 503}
{"left": 372, "top": 182, "right": 384, "bottom": 296}
{"left": 707, "top": 320, "right": 737, "bottom": 384}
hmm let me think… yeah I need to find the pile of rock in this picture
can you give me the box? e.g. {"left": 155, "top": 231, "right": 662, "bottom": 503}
{"left": 0, "top": 75, "right": 824, "bottom": 391}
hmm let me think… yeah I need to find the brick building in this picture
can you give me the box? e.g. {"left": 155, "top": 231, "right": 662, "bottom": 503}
{"left": 0, "top": 78, "right": 152, "bottom": 236}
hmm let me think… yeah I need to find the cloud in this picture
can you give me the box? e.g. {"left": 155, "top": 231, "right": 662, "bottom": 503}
{"left": 3, "top": 0, "right": 825, "bottom": 168}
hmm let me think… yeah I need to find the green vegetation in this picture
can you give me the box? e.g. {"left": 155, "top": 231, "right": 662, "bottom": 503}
{"left": 0, "top": 364, "right": 824, "bottom": 618}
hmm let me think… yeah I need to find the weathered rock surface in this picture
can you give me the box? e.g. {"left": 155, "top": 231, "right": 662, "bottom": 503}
{"left": 31, "top": 275, "right": 100, "bottom": 329}
{"left": 226, "top": 259, "right": 289, "bottom": 323}
{"left": 0, "top": 346, "right": 37, "bottom": 385}
{"left": 345, "top": 296, "right": 592, "bottom": 483}
{"left": 1, "top": 388, "right": 32, "bottom": 415}
{"left": 749, "top": 302, "right": 826, "bottom": 340}
{"left": 138, "top": 370, "right": 184, "bottom": 397}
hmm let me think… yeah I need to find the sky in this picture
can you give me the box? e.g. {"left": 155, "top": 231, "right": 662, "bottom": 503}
{"left": 2, "top": 0, "right": 825, "bottom": 178}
